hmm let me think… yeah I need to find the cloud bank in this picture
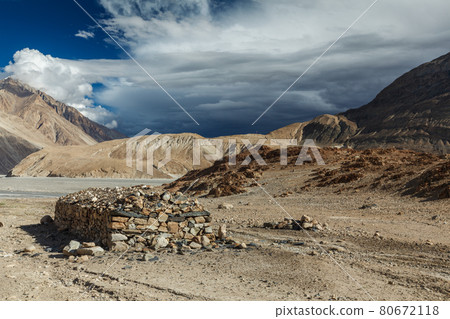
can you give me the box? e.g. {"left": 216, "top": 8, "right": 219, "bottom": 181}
{"left": 4, "top": 48, "right": 117, "bottom": 128}
{"left": 4, "top": 0, "right": 450, "bottom": 136}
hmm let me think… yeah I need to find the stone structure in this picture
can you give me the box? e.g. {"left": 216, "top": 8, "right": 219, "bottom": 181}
{"left": 55, "top": 186, "right": 216, "bottom": 252}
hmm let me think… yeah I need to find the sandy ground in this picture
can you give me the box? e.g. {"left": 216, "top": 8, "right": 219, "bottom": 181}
{"left": 0, "top": 171, "right": 448, "bottom": 301}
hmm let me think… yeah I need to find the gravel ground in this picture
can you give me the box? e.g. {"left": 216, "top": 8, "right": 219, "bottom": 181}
{"left": 0, "top": 171, "right": 448, "bottom": 301}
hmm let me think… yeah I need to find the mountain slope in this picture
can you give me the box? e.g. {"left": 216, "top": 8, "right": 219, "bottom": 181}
{"left": 0, "top": 127, "right": 39, "bottom": 174}
{"left": 342, "top": 52, "right": 450, "bottom": 152}
{"left": 8, "top": 133, "right": 268, "bottom": 178}
{"left": 0, "top": 78, "right": 125, "bottom": 174}
{"left": 271, "top": 53, "right": 450, "bottom": 153}
{"left": 9, "top": 134, "right": 213, "bottom": 178}
{"left": 268, "top": 114, "right": 358, "bottom": 146}
{"left": 0, "top": 78, "right": 126, "bottom": 142}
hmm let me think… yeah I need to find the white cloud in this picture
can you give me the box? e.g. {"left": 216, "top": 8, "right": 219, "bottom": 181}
{"left": 4, "top": 48, "right": 116, "bottom": 127}
{"left": 105, "top": 120, "right": 118, "bottom": 129}
{"left": 5, "top": 48, "right": 95, "bottom": 106}
{"left": 75, "top": 30, "right": 95, "bottom": 39}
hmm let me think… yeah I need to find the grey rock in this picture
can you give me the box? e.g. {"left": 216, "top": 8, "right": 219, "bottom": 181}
{"left": 179, "top": 211, "right": 210, "bottom": 218}
{"left": 190, "top": 227, "right": 201, "bottom": 236}
{"left": 161, "top": 192, "right": 171, "bottom": 201}
{"left": 111, "top": 242, "right": 129, "bottom": 252}
{"left": 218, "top": 224, "right": 227, "bottom": 239}
{"left": 63, "top": 240, "right": 80, "bottom": 256}
{"left": 153, "top": 236, "right": 169, "bottom": 250}
{"left": 189, "top": 242, "right": 202, "bottom": 249}
{"left": 201, "top": 236, "right": 210, "bottom": 247}
{"left": 77, "top": 246, "right": 105, "bottom": 256}
{"left": 127, "top": 238, "right": 136, "bottom": 247}
{"left": 142, "top": 253, "right": 159, "bottom": 262}
{"left": 109, "top": 233, "right": 128, "bottom": 242}
{"left": 112, "top": 210, "right": 147, "bottom": 219}
{"left": 169, "top": 216, "right": 186, "bottom": 222}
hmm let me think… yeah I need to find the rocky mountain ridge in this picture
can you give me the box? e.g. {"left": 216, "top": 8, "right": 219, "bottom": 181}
{"left": 270, "top": 52, "right": 450, "bottom": 153}
{"left": 0, "top": 77, "right": 125, "bottom": 174}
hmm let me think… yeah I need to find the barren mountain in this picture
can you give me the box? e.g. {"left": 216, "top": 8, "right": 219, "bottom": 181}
{"left": 342, "top": 52, "right": 450, "bottom": 152}
{"left": 270, "top": 53, "right": 450, "bottom": 153}
{"left": 8, "top": 133, "right": 266, "bottom": 178}
{"left": 0, "top": 126, "right": 39, "bottom": 174}
{"left": 268, "top": 114, "right": 358, "bottom": 146}
{"left": 9, "top": 134, "right": 212, "bottom": 178}
{"left": 0, "top": 78, "right": 125, "bottom": 174}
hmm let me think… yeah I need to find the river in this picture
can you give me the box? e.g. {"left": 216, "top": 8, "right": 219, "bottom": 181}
{"left": 0, "top": 176, "right": 174, "bottom": 198}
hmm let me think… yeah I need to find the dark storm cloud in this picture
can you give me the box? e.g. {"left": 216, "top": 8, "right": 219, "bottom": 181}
{"left": 4, "top": 0, "right": 450, "bottom": 136}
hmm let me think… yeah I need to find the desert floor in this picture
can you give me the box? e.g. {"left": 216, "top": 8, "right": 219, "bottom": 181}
{"left": 0, "top": 171, "right": 448, "bottom": 301}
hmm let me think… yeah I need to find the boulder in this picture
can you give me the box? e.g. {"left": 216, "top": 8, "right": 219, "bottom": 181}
{"left": 63, "top": 240, "right": 81, "bottom": 256}
{"left": 40, "top": 215, "right": 54, "bottom": 225}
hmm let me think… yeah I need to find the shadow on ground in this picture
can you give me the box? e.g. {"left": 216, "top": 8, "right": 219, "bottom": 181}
{"left": 20, "top": 222, "right": 82, "bottom": 257}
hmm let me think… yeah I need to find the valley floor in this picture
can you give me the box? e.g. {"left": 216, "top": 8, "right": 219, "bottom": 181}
{"left": 0, "top": 171, "right": 448, "bottom": 301}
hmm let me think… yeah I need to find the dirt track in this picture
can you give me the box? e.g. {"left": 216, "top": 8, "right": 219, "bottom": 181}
{"left": 0, "top": 169, "right": 448, "bottom": 301}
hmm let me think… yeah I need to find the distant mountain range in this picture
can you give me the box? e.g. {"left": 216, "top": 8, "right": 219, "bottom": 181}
{"left": 2, "top": 52, "right": 449, "bottom": 177}
{"left": 0, "top": 78, "right": 126, "bottom": 174}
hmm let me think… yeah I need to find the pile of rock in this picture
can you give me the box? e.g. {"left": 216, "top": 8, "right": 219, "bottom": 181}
{"left": 55, "top": 186, "right": 218, "bottom": 253}
{"left": 63, "top": 240, "right": 105, "bottom": 262}
{"left": 263, "top": 215, "right": 325, "bottom": 231}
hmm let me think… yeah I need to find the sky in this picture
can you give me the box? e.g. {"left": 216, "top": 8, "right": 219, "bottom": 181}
{"left": 1, "top": 0, "right": 450, "bottom": 137}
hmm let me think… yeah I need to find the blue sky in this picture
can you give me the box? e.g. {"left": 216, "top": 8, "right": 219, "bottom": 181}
{"left": 0, "top": 0, "right": 120, "bottom": 61}
{"left": 1, "top": 0, "right": 450, "bottom": 137}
